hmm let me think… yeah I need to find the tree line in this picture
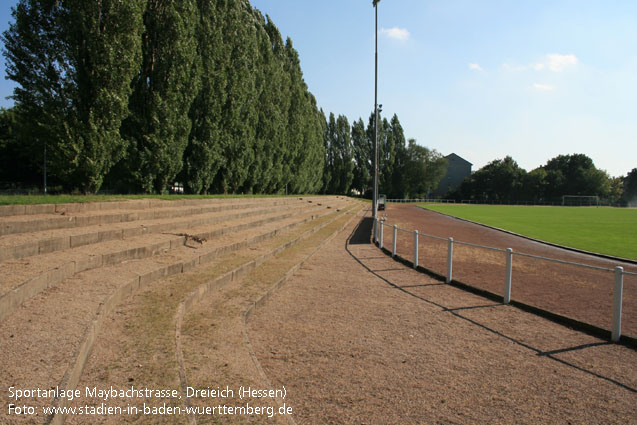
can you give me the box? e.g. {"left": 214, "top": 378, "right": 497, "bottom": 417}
{"left": 1, "top": 0, "right": 326, "bottom": 194}
{"left": 321, "top": 112, "right": 447, "bottom": 199}
{"left": 0, "top": 0, "right": 447, "bottom": 197}
{"left": 447, "top": 154, "right": 637, "bottom": 206}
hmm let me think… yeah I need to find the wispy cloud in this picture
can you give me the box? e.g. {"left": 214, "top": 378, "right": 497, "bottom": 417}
{"left": 544, "top": 53, "right": 578, "bottom": 72}
{"left": 503, "top": 53, "right": 579, "bottom": 73}
{"left": 533, "top": 83, "right": 555, "bottom": 91}
{"left": 380, "top": 27, "right": 410, "bottom": 41}
{"left": 469, "top": 63, "right": 483, "bottom": 71}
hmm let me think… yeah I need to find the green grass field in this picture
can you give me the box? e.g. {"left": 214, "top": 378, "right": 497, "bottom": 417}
{"left": 419, "top": 204, "right": 637, "bottom": 260}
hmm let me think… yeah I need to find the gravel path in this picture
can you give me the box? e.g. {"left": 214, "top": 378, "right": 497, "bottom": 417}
{"left": 248, "top": 210, "right": 637, "bottom": 424}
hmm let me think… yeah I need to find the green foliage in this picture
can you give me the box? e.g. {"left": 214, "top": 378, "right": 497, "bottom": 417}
{"left": 470, "top": 156, "right": 526, "bottom": 202}
{"left": 388, "top": 114, "right": 406, "bottom": 198}
{"left": 213, "top": 0, "right": 258, "bottom": 193}
{"left": 293, "top": 92, "right": 325, "bottom": 194}
{"left": 351, "top": 118, "right": 370, "bottom": 193}
{"left": 452, "top": 153, "right": 618, "bottom": 204}
{"left": 420, "top": 204, "right": 637, "bottom": 260}
{"left": 325, "top": 114, "right": 354, "bottom": 194}
{"left": 3, "top": 0, "right": 144, "bottom": 193}
{"left": 0, "top": 107, "right": 41, "bottom": 187}
{"left": 403, "top": 139, "right": 447, "bottom": 198}
{"left": 624, "top": 168, "right": 637, "bottom": 206}
{"left": 1, "top": 1, "right": 403, "bottom": 197}
{"left": 251, "top": 13, "right": 285, "bottom": 193}
{"left": 543, "top": 154, "right": 610, "bottom": 199}
{"left": 182, "top": 0, "right": 226, "bottom": 194}
{"left": 121, "top": 0, "right": 199, "bottom": 194}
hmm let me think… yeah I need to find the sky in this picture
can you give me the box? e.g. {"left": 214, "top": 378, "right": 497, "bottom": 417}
{"left": 1, "top": 1, "right": 636, "bottom": 177}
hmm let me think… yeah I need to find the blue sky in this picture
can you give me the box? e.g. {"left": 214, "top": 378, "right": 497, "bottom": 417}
{"left": 1, "top": 1, "right": 636, "bottom": 177}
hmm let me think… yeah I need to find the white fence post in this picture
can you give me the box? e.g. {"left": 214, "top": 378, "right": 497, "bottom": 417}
{"left": 612, "top": 266, "right": 624, "bottom": 342}
{"left": 446, "top": 237, "right": 453, "bottom": 283}
{"left": 504, "top": 248, "right": 513, "bottom": 304}
{"left": 413, "top": 230, "right": 419, "bottom": 269}
{"left": 379, "top": 221, "right": 384, "bottom": 250}
{"left": 392, "top": 225, "right": 397, "bottom": 257}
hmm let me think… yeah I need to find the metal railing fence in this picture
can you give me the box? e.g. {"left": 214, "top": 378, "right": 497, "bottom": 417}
{"left": 373, "top": 218, "right": 636, "bottom": 343}
{"left": 385, "top": 199, "right": 625, "bottom": 207}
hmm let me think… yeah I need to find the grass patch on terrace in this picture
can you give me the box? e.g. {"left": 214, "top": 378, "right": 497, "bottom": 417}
{"left": 0, "top": 193, "right": 329, "bottom": 205}
{"left": 419, "top": 204, "right": 637, "bottom": 260}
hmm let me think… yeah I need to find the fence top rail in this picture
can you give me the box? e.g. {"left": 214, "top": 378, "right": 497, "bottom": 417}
{"left": 454, "top": 240, "right": 507, "bottom": 253}
{"left": 511, "top": 251, "right": 614, "bottom": 273}
{"left": 376, "top": 218, "right": 634, "bottom": 275}
{"left": 415, "top": 230, "right": 448, "bottom": 242}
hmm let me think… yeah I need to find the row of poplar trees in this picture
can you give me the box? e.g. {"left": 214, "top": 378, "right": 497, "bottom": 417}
{"left": 3, "top": 0, "right": 326, "bottom": 194}
{"left": 322, "top": 112, "right": 448, "bottom": 199}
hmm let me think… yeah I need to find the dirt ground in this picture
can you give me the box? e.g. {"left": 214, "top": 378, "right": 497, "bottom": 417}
{"left": 0, "top": 197, "right": 352, "bottom": 425}
{"left": 2, "top": 200, "right": 636, "bottom": 425}
{"left": 248, "top": 208, "right": 637, "bottom": 424}
{"left": 382, "top": 204, "right": 637, "bottom": 338}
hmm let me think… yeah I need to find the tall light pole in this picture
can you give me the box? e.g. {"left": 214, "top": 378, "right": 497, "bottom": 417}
{"left": 372, "top": 0, "right": 380, "bottom": 221}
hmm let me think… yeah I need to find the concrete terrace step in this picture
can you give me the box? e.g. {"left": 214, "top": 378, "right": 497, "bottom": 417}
{"left": 0, "top": 195, "right": 319, "bottom": 217}
{"left": 0, "top": 201, "right": 345, "bottom": 322}
{"left": 0, "top": 197, "right": 312, "bottom": 237}
{"left": 0, "top": 200, "right": 356, "bottom": 424}
{"left": 0, "top": 199, "right": 313, "bottom": 262}
{"left": 56, "top": 201, "right": 361, "bottom": 425}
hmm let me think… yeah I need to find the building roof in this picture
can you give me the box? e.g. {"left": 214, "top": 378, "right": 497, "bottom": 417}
{"left": 444, "top": 153, "right": 472, "bottom": 166}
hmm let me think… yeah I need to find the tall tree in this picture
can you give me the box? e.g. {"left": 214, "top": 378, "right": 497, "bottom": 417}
{"left": 522, "top": 168, "right": 549, "bottom": 203}
{"left": 378, "top": 117, "right": 394, "bottom": 194}
{"left": 331, "top": 114, "right": 354, "bottom": 194}
{"left": 282, "top": 37, "right": 308, "bottom": 193}
{"left": 121, "top": 0, "right": 199, "bottom": 193}
{"left": 469, "top": 156, "right": 527, "bottom": 202}
{"left": 403, "top": 139, "right": 447, "bottom": 198}
{"left": 351, "top": 118, "right": 370, "bottom": 194}
{"left": 324, "top": 113, "right": 337, "bottom": 193}
{"left": 292, "top": 92, "right": 325, "bottom": 193}
{"left": 320, "top": 109, "right": 332, "bottom": 194}
{"left": 389, "top": 114, "right": 407, "bottom": 198}
{"left": 251, "top": 13, "right": 283, "bottom": 193}
{"left": 365, "top": 112, "right": 391, "bottom": 195}
{"left": 3, "top": 0, "right": 144, "bottom": 192}
{"left": 543, "top": 153, "right": 610, "bottom": 200}
{"left": 212, "top": 0, "right": 259, "bottom": 193}
{"left": 623, "top": 168, "right": 637, "bottom": 206}
{"left": 182, "top": 0, "right": 226, "bottom": 194}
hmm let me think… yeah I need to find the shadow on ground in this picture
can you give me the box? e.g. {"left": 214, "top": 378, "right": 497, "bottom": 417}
{"left": 345, "top": 217, "right": 636, "bottom": 394}
{"left": 348, "top": 216, "right": 374, "bottom": 245}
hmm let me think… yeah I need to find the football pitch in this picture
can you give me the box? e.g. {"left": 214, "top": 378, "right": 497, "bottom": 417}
{"left": 418, "top": 204, "right": 637, "bottom": 260}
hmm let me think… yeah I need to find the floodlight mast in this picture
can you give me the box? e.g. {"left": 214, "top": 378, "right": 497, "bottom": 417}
{"left": 373, "top": 0, "right": 380, "bottom": 222}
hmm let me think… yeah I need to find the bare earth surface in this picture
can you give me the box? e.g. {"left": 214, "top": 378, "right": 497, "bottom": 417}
{"left": 2, "top": 199, "right": 636, "bottom": 425}
{"left": 382, "top": 204, "right": 637, "bottom": 338}
{"left": 0, "top": 197, "right": 353, "bottom": 425}
{"left": 248, "top": 208, "right": 637, "bottom": 424}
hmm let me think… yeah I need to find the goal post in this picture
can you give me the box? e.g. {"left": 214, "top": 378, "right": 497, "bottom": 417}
{"left": 561, "top": 195, "right": 599, "bottom": 206}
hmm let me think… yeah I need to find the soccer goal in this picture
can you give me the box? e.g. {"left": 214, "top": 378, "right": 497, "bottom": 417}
{"left": 561, "top": 195, "right": 599, "bottom": 206}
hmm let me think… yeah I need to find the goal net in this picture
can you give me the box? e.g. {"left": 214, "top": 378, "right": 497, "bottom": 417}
{"left": 562, "top": 195, "right": 599, "bottom": 206}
